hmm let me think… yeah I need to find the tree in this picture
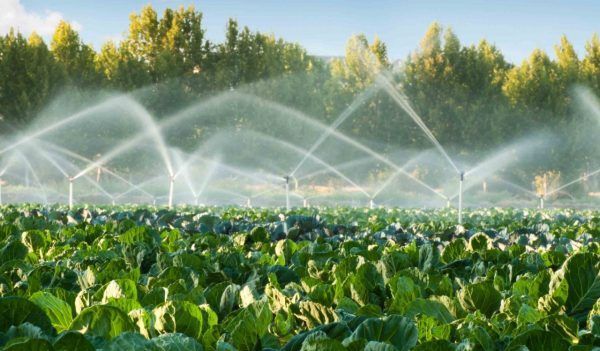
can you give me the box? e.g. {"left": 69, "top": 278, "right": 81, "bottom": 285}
{"left": 502, "top": 49, "right": 563, "bottom": 116}
{"left": 581, "top": 33, "right": 600, "bottom": 94}
{"left": 51, "top": 21, "right": 100, "bottom": 87}
{"left": 0, "top": 30, "right": 60, "bottom": 126}
{"left": 124, "top": 5, "right": 159, "bottom": 68}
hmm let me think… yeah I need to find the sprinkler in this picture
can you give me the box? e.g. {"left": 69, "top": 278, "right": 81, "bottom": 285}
{"left": 538, "top": 173, "right": 547, "bottom": 209}
{"left": 303, "top": 198, "right": 308, "bottom": 208}
{"left": 0, "top": 179, "right": 3, "bottom": 206}
{"left": 458, "top": 171, "right": 464, "bottom": 225}
{"left": 194, "top": 196, "right": 199, "bottom": 206}
{"left": 152, "top": 197, "right": 157, "bottom": 207}
{"left": 446, "top": 197, "right": 450, "bottom": 208}
{"left": 369, "top": 198, "right": 375, "bottom": 209}
{"left": 283, "top": 175, "right": 290, "bottom": 210}
{"left": 111, "top": 198, "right": 116, "bottom": 206}
{"left": 246, "top": 197, "right": 252, "bottom": 208}
{"left": 68, "top": 176, "right": 74, "bottom": 210}
{"left": 168, "top": 175, "right": 175, "bottom": 209}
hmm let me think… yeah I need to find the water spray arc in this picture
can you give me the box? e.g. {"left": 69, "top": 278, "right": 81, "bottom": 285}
{"left": 375, "top": 74, "right": 464, "bottom": 221}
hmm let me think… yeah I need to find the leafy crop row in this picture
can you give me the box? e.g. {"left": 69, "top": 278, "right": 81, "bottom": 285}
{"left": 0, "top": 205, "right": 600, "bottom": 350}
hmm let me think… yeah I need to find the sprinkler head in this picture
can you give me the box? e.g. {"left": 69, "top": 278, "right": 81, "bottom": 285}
{"left": 283, "top": 175, "right": 290, "bottom": 184}
{"left": 460, "top": 171, "right": 465, "bottom": 181}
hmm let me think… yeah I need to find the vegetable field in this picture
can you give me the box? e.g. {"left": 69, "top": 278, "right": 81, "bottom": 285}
{"left": 1, "top": 205, "right": 600, "bottom": 350}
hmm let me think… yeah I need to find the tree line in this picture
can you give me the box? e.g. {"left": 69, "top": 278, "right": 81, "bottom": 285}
{"left": 2, "top": 6, "right": 600, "bottom": 181}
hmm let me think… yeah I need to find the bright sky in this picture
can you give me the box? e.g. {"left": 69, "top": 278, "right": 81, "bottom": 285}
{"left": 3, "top": 0, "right": 599, "bottom": 63}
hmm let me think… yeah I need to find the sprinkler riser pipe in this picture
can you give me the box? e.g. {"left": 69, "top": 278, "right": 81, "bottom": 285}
{"left": 369, "top": 199, "right": 375, "bottom": 209}
{"left": 168, "top": 178, "right": 175, "bottom": 209}
{"left": 303, "top": 198, "right": 308, "bottom": 208}
{"left": 246, "top": 198, "right": 252, "bottom": 208}
{"left": 458, "top": 172, "right": 464, "bottom": 225}
{"left": 68, "top": 178, "right": 73, "bottom": 210}
{"left": 539, "top": 196, "right": 544, "bottom": 209}
{"left": 284, "top": 176, "right": 290, "bottom": 211}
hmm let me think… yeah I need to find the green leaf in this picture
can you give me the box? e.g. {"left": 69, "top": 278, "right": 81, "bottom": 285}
{"left": 364, "top": 341, "right": 400, "bottom": 351}
{"left": 389, "top": 276, "right": 421, "bottom": 314}
{"left": 458, "top": 281, "right": 501, "bottom": 317}
{"left": 441, "top": 238, "right": 468, "bottom": 263}
{"left": 94, "top": 279, "right": 139, "bottom": 303}
{"left": 507, "top": 329, "right": 570, "bottom": 351}
{"left": 300, "top": 331, "right": 345, "bottom": 351}
{"left": 152, "top": 301, "right": 204, "bottom": 340}
{"left": 419, "top": 244, "right": 440, "bottom": 273}
{"left": 561, "top": 253, "right": 600, "bottom": 318}
{"left": 349, "top": 262, "right": 385, "bottom": 306}
{"left": 29, "top": 292, "right": 73, "bottom": 333}
{"left": 105, "top": 332, "right": 154, "bottom": 350}
{"left": 0, "top": 241, "right": 28, "bottom": 264}
{"left": 404, "top": 298, "right": 454, "bottom": 324}
{"left": 153, "top": 333, "right": 204, "bottom": 351}
{"left": 345, "top": 315, "right": 418, "bottom": 351}
{"left": 0, "top": 297, "right": 54, "bottom": 335}
{"left": 294, "top": 301, "right": 339, "bottom": 329}
{"left": 469, "top": 233, "right": 492, "bottom": 252}
{"left": 516, "top": 304, "right": 542, "bottom": 326}
{"left": 3, "top": 338, "right": 53, "bottom": 351}
{"left": 538, "top": 271, "right": 569, "bottom": 313}
{"left": 53, "top": 331, "right": 95, "bottom": 351}
{"left": 69, "top": 305, "right": 135, "bottom": 340}
{"left": 412, "top": 340, "right": 456, "bottom": 351}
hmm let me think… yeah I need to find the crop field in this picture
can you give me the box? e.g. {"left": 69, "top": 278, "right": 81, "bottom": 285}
{"left": 0, "top": 205, "right": 598, "bottom": 350}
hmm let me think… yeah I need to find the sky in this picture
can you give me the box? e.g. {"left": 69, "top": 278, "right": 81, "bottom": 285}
{"left": 2, "top": 0, "right": 599, "bottom": 64}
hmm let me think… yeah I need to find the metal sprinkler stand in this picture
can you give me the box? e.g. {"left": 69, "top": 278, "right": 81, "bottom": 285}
{"left": 168, "top": 175, "right": 175, "bottom": 209}
{"left": 540, "top": 174, "right": 547, "bottom": 210}
{"left": 284, "top": 176, "right": 290, "bottom": 211}
{"left": 68, "top": 176, "right": 74, "bottom": 210}
{"left": 194, "top": 196, "right": 199, "bottom": 206}
{"left": 458, "top": 171, "right": 464, "bottom": 225}
{"left": 246, "top": 197, "right": 252, "bottom": 208}
{"left": 303, "top": 198, "right": 308, "bottom": 208}
{"left": 369, "top": 198, "right": 375, "bottom": 209}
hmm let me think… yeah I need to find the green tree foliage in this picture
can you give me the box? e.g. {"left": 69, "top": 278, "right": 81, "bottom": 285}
{"left": 51, "top": 21, "right": 101, "bottom": 87}
{"left": 2, "top": 6, "right": 600, "bottom": 182}
{"left": 581, "top": 34, "right": 600, "bottom": 93}
{"left": 403, "top": 23, "right": 510, "bottom": 151}
{"left": 0, "top": 31, "right": 60, "bottom": 125}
